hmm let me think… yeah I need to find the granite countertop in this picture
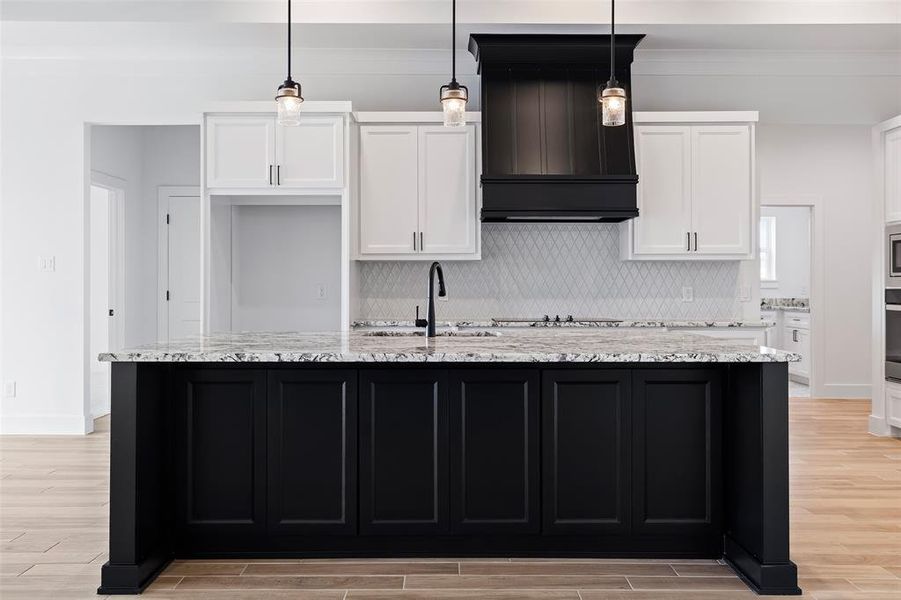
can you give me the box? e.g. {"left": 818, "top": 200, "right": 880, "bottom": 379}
{"left": 99, "top": 329, "right": 799, "bottom": 363}
{"left": 760, "top": 306, "right": 810, "bottom": 314}
{"left": 353, "top": 319, "right": 775, "bottom": 329}
{"left": 760, "top": 298, "right": 810, "bottom": 313}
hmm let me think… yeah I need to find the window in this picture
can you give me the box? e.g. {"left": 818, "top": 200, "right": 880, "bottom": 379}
{"left": 760, "top": 215, "right": 777, "bottom": 284}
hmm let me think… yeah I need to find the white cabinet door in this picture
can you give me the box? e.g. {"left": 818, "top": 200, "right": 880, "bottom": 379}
{"left": 885, "top": 380, "right": 901, "bottom": 428}
{"left": 885, "top": 127, "right": 901, "bottom": 223}
{"left": 206, "top": 117, "right": 275, "bottom": 188}
{"left": 633, "top": 126, "right": 693, "bottom": 255}
{"left": 691, "top": 125, "right": 752, "bottom": 256}
{"left": 276, "top": 115, "right": 344, "bottom": 188}
{"left": 359, "top": 126, "right": 419, "bottom": 254}
{"left": 418, "top": 126, "right": 477, "bottom": 255}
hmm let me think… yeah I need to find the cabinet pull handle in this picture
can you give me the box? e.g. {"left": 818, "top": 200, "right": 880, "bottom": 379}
{"left": 793, "top": 329, "right": 798, "bottom": 343}
{"left": 269, "top": 165, "right": 273, "bottom": 185}
{"left": 693, "top": 232, "right": 698, "bottom": 252}
{"left": 687, "top": 232, "right": 691, "bottom": 252}
{"left": 277, "top": 165, "right": 281, "bottom": 186}
{"left": 420, "top": 232, "right": 424, "bottom": 250}
{"left": 413, "top": 231, "right": 417, "bottom": 251}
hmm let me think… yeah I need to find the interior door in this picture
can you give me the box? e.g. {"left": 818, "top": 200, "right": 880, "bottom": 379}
{"left": 205, "top": 116, "right": 275, "bottom": 188}
{"left": 632, "top": 126, "right": 692, "bottom": 255}
{"left": 418, "top": 125, "right": 477, "bottom": 255}
{"left": 166, "top": 193, "right": 202, "bottom": 340}
{"left": 359, "top": 126, "right": 419, "bottom": 254}
{"left": 276, "top": 116, "right": 344, "bottom": 188}
{"left": 691, "top": 125, "right": 752, "bottom": 255}
{"left": 885, "top": 127, "right": 901, "bottom": 223}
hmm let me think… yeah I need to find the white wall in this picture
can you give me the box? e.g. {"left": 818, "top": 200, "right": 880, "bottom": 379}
{"left": 230, "top": 205, "right": 342, "bottom": 332}
{"left": 758, "top": 125, "right": 874, "bottom": 398}
{"left": 760, "top": 206, "right": 810, "bottom": 299}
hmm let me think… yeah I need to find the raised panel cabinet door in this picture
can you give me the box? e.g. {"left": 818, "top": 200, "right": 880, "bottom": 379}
{"left": 632, "top": 369, "right": 722, "bottom": 535}
{"left": 359, "top": 126, "right": 419, "bottom": 254}
{"left": 449, "top": 370, "right": 539, "bottom": 534}
{"left": 542, "top": 370, "right": 631, "bottom": 535}
{"left": 267, "top": 370, "right": 357, "bottom": 535}
{"left": 206, "top": 116, "right": 276, "bottom": 188}
{"left": 632, "top": 126, "right": 692, "bottom": 255}
{"left": 419, "top": 125, "right": 477, "bottom": 255}
{"left": 276, "top": 116, "right": 345, "bottom": 188}
{"left": 885, "top": 127, "right": 901, "bottom": 223}
{"left": 691, "top": 125, "right": 752, "bottom": 256}
{"left": 359, "top": 369, "right": 449, "bottom": 534}
{"left": 175, "top": 368, "right": 267, "bottom": 536}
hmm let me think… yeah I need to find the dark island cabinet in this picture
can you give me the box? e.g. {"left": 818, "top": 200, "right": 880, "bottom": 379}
{"left": 174, "top": 368, "right": 267, "bottom": 537}
{"left": 267, "top": 370, "right": 357, "bottom": 535}
{"left": 632, "top": 369, "right": 723, "bottom": 536}
{"left": 449, "top": 370, "right": 540, "bottom": 533}
{"left": 542, "top": 369, "right": 631, "bottom": 534}
{"left": 359, "top": 369, "right": 449, "bottom": 534}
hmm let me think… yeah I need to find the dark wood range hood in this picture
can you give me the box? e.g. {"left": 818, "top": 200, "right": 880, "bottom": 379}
{"left": 469, "top": 34, "right": 645, "bottom": 222}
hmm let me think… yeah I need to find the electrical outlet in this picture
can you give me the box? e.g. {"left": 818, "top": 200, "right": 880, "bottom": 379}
{"left": 739, "top": 285, "right": 751, "bottom": 302}
{"left": 315, "top": 284, "right": 327, "bottom": 299}
{"left": 3, "top": 381, "right": 16, "bottom": 399}
{"left": 682, "top": 286, "right": 694, "bottom": 302}
{"left": 38, "top": 256, "right": 56, "bottom": 272}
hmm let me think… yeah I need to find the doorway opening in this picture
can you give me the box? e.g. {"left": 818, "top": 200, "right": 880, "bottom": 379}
{"left": 89, "top": 175, "right": 125, "bottom": 418}
{"left": 759, "top": 203, "right": 815, "bottom": 398}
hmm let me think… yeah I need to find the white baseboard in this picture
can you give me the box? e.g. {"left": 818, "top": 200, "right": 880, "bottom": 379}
{"left": 818, "top": 383, "right": 871, "bottom": 399}
{"left": 0, "top": 413, "right": 94, "bottom": 435}
{"left": 869, "top": 415, "right": 901, "bottom": 438}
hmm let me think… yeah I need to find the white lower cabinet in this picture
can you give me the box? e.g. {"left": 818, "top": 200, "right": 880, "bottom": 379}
{"left": 357, "top": 122, "right": 479, "bottom": 260}
{"left": 885, "top": 380, "right": 901, "bottom": 429}
{"left": 781, "top": 312, "right": 810, "bottom": 382}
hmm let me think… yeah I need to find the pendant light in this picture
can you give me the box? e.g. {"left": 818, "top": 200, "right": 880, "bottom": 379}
{"left": 275, "top": 0, "right": 303, "bottom": 126}
{"left": 439, "top": 0, "right": 468, "bottom": 127}
{"left": 599, "top": 0, "right": 627, "bottom": 127}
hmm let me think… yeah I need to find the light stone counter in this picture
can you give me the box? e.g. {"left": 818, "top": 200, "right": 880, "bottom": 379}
{"left": 100, "top": 329, "right": 798, "bottom": 363}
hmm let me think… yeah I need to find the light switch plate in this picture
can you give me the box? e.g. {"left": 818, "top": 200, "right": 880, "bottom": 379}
{"left": 2, "top": 381, "right": 16, "bottom": 398}
{"left": 682, "top": 286, "right": 694, "bottom": 302}
{"left": 39, "top": 256, "right": 56, "bottom": 272}
{"left": 739, "top": 285, "right": 751, "bottom": 302}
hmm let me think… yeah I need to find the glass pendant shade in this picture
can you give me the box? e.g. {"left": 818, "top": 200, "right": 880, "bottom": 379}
{"left": 600, "top": 85, "right": 627, "bottom": 127}
{"left": 276, "top": 80, "right": 303, "bottom": 126}
{"left": 440, "top": 83, "right": 468, "bottom": 127}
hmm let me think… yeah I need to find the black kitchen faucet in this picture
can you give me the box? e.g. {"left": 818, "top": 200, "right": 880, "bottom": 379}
{"left": 415, "top": 261, "right": 446, "bottom": 337}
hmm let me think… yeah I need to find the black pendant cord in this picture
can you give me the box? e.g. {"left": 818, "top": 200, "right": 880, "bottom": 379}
{"left": 287, "top": 0, "right": 292, "bottom": 79}
{"left": 608, "top": 0, "right": 616, "bottom": 86}
{"left": 451, "top": 0, "right": 457, "bottom": 84}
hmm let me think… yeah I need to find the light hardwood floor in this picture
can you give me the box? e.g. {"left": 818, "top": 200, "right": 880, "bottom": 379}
{"left": 1, "top": 398, "right": 899, "bottom": 600}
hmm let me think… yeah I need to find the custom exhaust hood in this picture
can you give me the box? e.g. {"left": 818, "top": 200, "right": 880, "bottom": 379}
{"left": 468, "top": 34, "right": 645, "bottom": 222}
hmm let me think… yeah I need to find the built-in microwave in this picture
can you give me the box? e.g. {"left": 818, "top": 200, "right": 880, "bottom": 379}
{"left": 886, "top": 289, "right": 901, "bottom": 381}
{"left": 887, "top": 224, "right": 901, "bottom": 288}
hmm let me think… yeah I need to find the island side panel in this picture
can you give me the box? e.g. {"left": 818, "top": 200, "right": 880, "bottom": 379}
{"left": 724, "top": 362, "right": 800, "bottom": 595}
{"left": 99, "top": 362, "right": 174, "bottom": 594}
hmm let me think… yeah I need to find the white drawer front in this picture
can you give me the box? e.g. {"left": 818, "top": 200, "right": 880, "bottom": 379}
{"left": 886, "top": 380, "right": 901, "bottom": 429}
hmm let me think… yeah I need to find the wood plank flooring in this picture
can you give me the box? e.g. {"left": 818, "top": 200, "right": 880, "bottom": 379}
{"left": 1, "top": 398, "right": 899, "bottom": 599}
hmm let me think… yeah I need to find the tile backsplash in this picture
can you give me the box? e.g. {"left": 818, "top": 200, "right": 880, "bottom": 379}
{"left": 358, "top": 224, "right": 741, "bottom": 320}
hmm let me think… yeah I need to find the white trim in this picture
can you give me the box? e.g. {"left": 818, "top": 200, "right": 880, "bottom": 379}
{"left": 760, "top": 195, "right": 824, "bottom": 400}
{"left": 205, "top": 101, "right": 352, "bottom": 115}
{"left": 818, "top": 383, "right": 873, "bottom": 400}
{"left": 157, "top": 186, "right": 202, "bottom": 343}
{"left": 353, "top": 111, "right": 482, "bottom": 124}
{"left": 874, "top": 115, "right": 901, "bottom": 135}
{"left": 210, "top": 195, "right": 342, "bottom": 207}
{"left": 633, "top": 111, "right": 759, "bottom": 124}
{"left": 0, "top": 413, "right": 95, "bottom": 435}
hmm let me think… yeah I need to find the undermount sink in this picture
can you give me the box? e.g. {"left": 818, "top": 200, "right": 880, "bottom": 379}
{"left": 361, "top": 330, "right": 501, "bottom": 338}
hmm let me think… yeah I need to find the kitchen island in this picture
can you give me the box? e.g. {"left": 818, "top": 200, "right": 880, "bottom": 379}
{"left": 98, "top": 329, "right": 801, "bottom": 596}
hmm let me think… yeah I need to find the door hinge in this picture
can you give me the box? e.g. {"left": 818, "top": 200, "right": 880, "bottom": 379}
{"left": 166, "top": 213, "right": 170, "bottom": 224}
{"left": 166, "top": 290, "right": 170, "bottom": 301}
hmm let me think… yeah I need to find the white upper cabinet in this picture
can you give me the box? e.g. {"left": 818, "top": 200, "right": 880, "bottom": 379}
{"left": 205, "top": 114, "right": 345, "bottom": 190}
{"left": 632, "top": 126, "right": 692, "bottom": 255}
{"left": 276, "top": 115, "right": 344, "bottom": 188}
{"left": 691, "top": 125, "right": 752, "bottom": 255}
{"left": 358, "top": 126, "right": 419, "bottom": 254}
{"left": 885, "top": 127, "right": 901, "bottom": 223}
{"left": 623, "top": 115, "right": 755, "bottom": 260}
{"left": 356, "top": 120, "right": 479, "bottom": 260}
{"left": 418, "top": 126, "right": 477, "bottom": 255}
{"left": 206, "top": 117, "right": 276, "bottom": 188}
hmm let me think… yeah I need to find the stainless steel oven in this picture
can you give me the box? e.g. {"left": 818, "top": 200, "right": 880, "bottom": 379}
{"left": 886, "top": 289, "right": 901, "bottom": 381}
{"left": 887, "top": 224, "right": 901, "bottom": 288}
